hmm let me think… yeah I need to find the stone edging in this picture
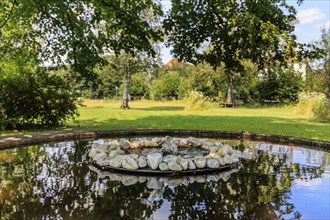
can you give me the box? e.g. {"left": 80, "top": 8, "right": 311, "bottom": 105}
{"left": 0, "top": 129, "right": 329, "bottom": 150}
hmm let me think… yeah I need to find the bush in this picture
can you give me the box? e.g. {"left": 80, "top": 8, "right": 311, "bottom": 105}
{"left": 151, "top": 72, "right": 188, "bottom": 100}
{"left": 126, "top": 74, "right": 150, "bottom": 100}
{"left": 257, "top": 68, "right": 303, "bottom": 103}
{"left": 296, "top": 92, "right": 330, "bottom": 122}
{"left": 0, "top": 70, "right": 79, "bottom": 128}
{"left": 184, "top": 91, "right": 211, "bottom": 111}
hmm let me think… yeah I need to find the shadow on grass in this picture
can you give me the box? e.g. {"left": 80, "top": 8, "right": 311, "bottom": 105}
{"left": 75, "top": 115, "right": 330, "bottom": 141}
{"left": 132, "top": 106, "right": 185, "bottom": 111}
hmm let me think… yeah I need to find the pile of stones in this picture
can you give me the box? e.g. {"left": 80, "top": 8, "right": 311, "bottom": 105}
{"left": 89, "top": 136, "right": 243, "bottom": 171}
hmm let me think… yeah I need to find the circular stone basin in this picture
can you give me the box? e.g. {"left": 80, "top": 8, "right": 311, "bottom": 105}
{"left": 89, "top": 136, "right": 242, "bottom": 175}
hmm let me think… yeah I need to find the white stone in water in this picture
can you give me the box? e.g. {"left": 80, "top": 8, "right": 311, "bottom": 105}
{"left": 108, "top": 140, "right": 120, "bottom": 150}
{"left": 121, "top": 175, "right": 138, "bottom": 186}
{"left": 194, "top": 157, "right": 206, "bottom": 169}
{"left": 109, "top": 155, "right": 124, "bottom": 168}
{"left": 217, "top": 156, "right": 225, "bottom": 166}
{"left": 234, "top": 150, "right": 243, "bottom": 158}
{"left": 138, "top": 156, "right": 147, "bottom": 168}
{"left": 188, "top": 137, "right": 202, "bottom": 146}
{"left": 96, "top": 159, "right": 110, "bottom": 166}
{"left": 89, "top": 148, "right": 102, "bottom": 158}
{"left": 181, "top": 177, "right": 189, "bottom": 186}
{"left": 147, "top": 153, "right": 163, "bottom": 170}
{"left": 224, "top": 144, "right": 234, "bottom": 155}
{"left": 159, "top": 177, "right": 169, "bottom": 183}
{"left": 109, "top": 173, "right": 122, "bottom": 182}
{"left": 178, "top": 138, "right": 189, "bottom": 147}
{"left": 206, "top": 152, "right": 218, "bottom": 158}
{"left": 151, "top": 137, "right": 163, "bottom": 144}
{"left": 159, "top": 162, "right": 169, "bottom": 171}
{"left": 167, "top": 178, "right": 182, "bottom": 187}
{"left": 122, "top": 155, "right": 139, "bottom": 170}
{"left": 129, "top": 154, "right": 139, "bottom": 160}
{"left": 202, "top": 141, "right": 215, "bottom": 150}
{"left": 142, "top": 140, "right": 159, "bottom": 147}
{"left": 207, "top": 174, "right": 221, "bottom": 182}
{"left": 195, "top": 176, "right": 206, "bottom": 183}
{"left": 179, "top": 158, "right": 189, "bottom": 170}
{"left": 161, "top": 140, "right": 178, "bottom": 154}
{"left": 147, "top": 177, "right": 162, "bottom": 189}
{"left": 93, "top": 152, "right": 107, "bottom": 161}
{"left": 214, "top": 142, "right": 223, "bottom": 147}
{"left": 119, "top": 140, "right": 131, "bottom": 149}
{"left": 168, "top": 162, "right": 183, "bottom": 171}
{"left": 138, "top": 176, "right": 147, "bottom": 183}
{"left": 209, "top": 146, "right": 219, "bottom": 153}
{"left": 109, "top": 147, "right": 125, "bottom": 159}
{"left": 223, "top": 155, "right": 233, "bottom": 164}
{"left": 206, "top": 158, "right": 220, "bottom": 169}
{"left": 163, "top": 155, "right": 178, "bottom": 163}
{"left": 231, "top": 154, "right": 239, "bottom": 163}
{"left": 173, "top": 138, "right": 181, "bottom": 144}
{"left": 131, "top": 142, "right": 140, "bottom": 149}
{"left": 188, "top": 159, "right": 196, "bottom": 170}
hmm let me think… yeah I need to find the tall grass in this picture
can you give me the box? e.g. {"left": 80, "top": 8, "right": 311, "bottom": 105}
{"left": 184, "top": 91, "right": 211, "bottom": 111}
{"left": 296, "top": 92, "right": 330, "bottom": 122}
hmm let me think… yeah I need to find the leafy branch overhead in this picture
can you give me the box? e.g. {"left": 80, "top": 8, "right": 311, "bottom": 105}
{"left": 0, "top": 0, "right": 163, "bottom": 77}
{"left": 164, "top": 0, "right": 309, "bottom": 71}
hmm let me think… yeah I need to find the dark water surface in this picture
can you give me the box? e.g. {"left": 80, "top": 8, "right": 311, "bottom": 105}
{"left": 0, "top": 139, "right": 329, "bottom": 219}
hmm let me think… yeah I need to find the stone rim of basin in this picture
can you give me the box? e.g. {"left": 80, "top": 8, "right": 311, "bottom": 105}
{"left": 89, "top": 136, "right": 243, "bottom": 172}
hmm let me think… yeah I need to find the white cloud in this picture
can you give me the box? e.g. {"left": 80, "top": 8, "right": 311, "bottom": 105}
{"left": 315, "top": 20, "right": 330, "bottom": 29}
{"left": 297, "top": 8, "right": 326, "bottom": 24}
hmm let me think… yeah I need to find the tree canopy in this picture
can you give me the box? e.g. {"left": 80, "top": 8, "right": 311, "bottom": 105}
{"left": 163, "top": 0, "right": 306, "bottom": 103}
{"left": 164, "top": 0, "right": 304, "bottom": 70}
{"left": 0, "top": 0, "right": 163, "bottom": 77}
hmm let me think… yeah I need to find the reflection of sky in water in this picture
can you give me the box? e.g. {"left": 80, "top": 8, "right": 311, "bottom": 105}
{"left": 254, "top": 143, "right": 330, "bottom": 220}
{"left": 0, "top": 140, "right": 329, "bottom": 219}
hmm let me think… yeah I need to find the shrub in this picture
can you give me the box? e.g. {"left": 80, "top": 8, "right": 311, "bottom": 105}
{"left": 184, "top": 91, "right": 211, "bottom": 111}
{"left": 126, "top": 74, "right": 150, "bottom": 100}
{"left": 257, "top": 68, "right": 303, "bottom": 103}
{"left": 296, "top": 92, "right": 330, "bottom": 122}
{"left": 0, "top": 70, "right": 79, "bottom": 128}
{"left": 151, "top": 72, "right": 188, "bottom": 100}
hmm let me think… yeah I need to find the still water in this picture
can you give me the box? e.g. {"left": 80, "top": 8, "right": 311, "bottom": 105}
{"left": 0, "top": 139, "right": 329, "bottom": 219}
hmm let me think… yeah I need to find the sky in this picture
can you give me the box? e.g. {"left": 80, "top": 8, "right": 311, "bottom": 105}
{"left": 160, "top": 0, "right": 330, "bottom": 64}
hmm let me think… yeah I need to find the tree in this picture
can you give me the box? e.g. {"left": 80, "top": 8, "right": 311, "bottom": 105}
{"left": 305, "top": 28, "right": 330, "bottom": 98}
{"left": 0, "top": 0, "right": 163, "bottom": 78}
{"left": 164, "top": 0, "right": 304, "bottom": 105}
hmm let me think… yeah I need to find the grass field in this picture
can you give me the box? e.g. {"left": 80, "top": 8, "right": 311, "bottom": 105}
{"left": 66, "top": 99, "right": 330, "bottom": 141}
{"left": 1, "top": 99, "right": 328, "bottom": 141}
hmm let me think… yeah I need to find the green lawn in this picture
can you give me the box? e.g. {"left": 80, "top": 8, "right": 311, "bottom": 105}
{"left": 1, "top": 99, "right": 329, "bottom": 141}
{"left": 67, "top": 99, "right": 329, "bottom": 141}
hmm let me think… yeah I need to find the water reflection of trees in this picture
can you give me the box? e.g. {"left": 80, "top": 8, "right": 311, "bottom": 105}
{"left": 0, "top": 140, "right": 329, "bottom": 219}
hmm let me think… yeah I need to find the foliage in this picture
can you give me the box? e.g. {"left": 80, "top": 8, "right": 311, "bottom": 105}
{"left": 256, "top": 67, "right": 303, "bottom": 103}
{"left": 0, "top": 70, "right": 79, "bottom": 128}
{"left": 121, "top": 74, "right": 151, "bottom": 100}
{"left": 184, "top": 91, "right": 211, "bottom": 111}
{"left": 296, "top": 92, "right": 330, "bottom": 122}
{"left": 151, "top": 72, "right": 188, "bottom": 100}
{"left": 305, "top": 28, "right": 330, "bottom": 98}
{"left": 233, "top": 61, "right": 260, "bottom": 103}
{"left": 164, "top": 0, "right": 306, "bottom": 103}
{"left": 0, "top": 0, "right": 163, "bottom": 79}
{"left": 185, "top": 63, "right": 225, "bottom": 100}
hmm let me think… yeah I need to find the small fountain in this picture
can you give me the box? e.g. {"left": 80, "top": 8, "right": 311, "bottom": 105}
{"left": 89, "top": 136, "right": 243, "bottom": 175}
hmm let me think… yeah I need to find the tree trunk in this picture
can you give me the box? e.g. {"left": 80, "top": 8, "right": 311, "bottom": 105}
{"left": 225, "top": 71, "right": 234, "bottom": 107}
{"left": 121, "top": 59, "right": 130, "bottom": 109}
